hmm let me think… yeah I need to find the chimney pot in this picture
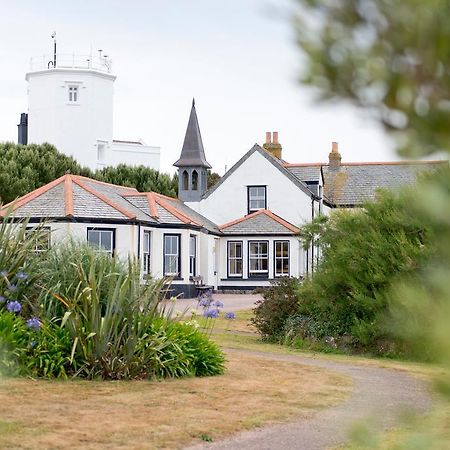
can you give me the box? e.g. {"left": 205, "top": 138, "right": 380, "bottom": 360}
{"left": 332, "top": 141, "right": 338, "bottom": 153}
{"left": 265, "top": 132, "right": 272, "bottom": 144}
{"left": 329, "top": 141, "right": 341, "bottom": 168}
{"left": 273, "top": 131, "right": 279, "bottom": 144}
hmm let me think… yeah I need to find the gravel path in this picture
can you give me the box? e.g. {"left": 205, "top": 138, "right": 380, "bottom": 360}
{"left": 186, "top": 348, "right": 431, "bottom": 450}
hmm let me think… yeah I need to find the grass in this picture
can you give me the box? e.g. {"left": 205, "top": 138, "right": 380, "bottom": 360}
{"left": 337, "top": 403, "right": 450, "bottom": 450}
{"left": 0, "top": 350, "right": 351, "bottom": 449}
{"left": 196, "top": 309, "right": 256, "bottom": 334}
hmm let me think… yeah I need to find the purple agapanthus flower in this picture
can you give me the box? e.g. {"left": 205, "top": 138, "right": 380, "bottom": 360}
{"left": 203, "top": 308, "right": 219, "bottom": 319}
{"left": 0, "top": 295, "right": 5, "bottom": 303}
{"left": 6, "top": 301, "right": 21, "bottom": 313}
{"left": 7, "top": 284, "right": 18, "bottom": 293}
{"left": 26, "top": 317, "right": 41, "bottom": 330}
{"left": 199, "top": 298, "right": 211, "bottom": 307}
{"left": 16, "top": 271, "right": 28, "bottom": 280}
{"left": 0, "top": 270, "right": 8, "bottom": 277}
{"left": 225, "top": 312, "right": 236, "bottom": 320}
{"left": 214, "top": 300, "right": 224, "bottom": 308}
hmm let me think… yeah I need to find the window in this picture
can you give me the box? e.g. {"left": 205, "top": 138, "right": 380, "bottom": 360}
{"left": 25, "top": 227, "right": 51, "bottom": 253}
{"left": 87, "top": 228, "right": 115, "bottom": 255}
{"left": 143, "top": 230, "right": 151, "bottom": 275}
{"left": 189, "top": 235, "right": 196, "bottom": 277}
{"left": 248, "top": 186, "right": 266, "bottom": 213}
{"left": 227, "top": 241, "right": 243, "bottom": 277}
{"left": 164, "top": 234, "right": 180, "bottom": 277}
{"left": 274, "top": 241, "right": 289, "bottom": 277}
{"left": 68, "top": 86, "right": 79, "bottom": 102}
{"left": 182, "top": 170, "right": 189, "bottom": 190}
{"left": 248, "top": 241, "right": 268, "bottom": 277}
{"left": 192, "top": 170, "right": 198, "bottom": 191}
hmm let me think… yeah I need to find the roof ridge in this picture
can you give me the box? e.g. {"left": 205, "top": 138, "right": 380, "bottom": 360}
{"left": 1, "top": 174, "right": 67, "bottom": 213}
{"left": 64, "top": 175, "right": 74, "bottom": 217}
{"left": 146, "top": 193, "right": 159, "bottom": 218}
{"left": 72, "top": 178, "right": 136, "bottom": 220}
{"left": 219, "top": 210, "right": 263, "bottom": 230}
{"left": 286, "top": 160, "right": 447, "bottom": 167}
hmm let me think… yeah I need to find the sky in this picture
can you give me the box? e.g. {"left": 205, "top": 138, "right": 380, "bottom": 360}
{"left": 0, "top": 0, "right": 396, "bottom": 175}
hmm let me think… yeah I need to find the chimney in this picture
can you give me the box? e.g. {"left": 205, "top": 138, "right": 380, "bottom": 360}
{"left": 328, "top": 141, "right": 341, "bottom": 168}
{"left": 17, "top": 113, "right": 28, "bottom": 145}
{"left": 262, "top": 131, "right": 282, "bottom": 159}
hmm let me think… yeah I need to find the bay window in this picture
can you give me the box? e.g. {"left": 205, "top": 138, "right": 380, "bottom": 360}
{"left": 227, "top": 241, "right": 243, "bottom": 277}
{"left": 248, "top": 241, "right": 268, "bottom": 277}
{"left": 274, "top": 241, "right": 289, "bottom": 277}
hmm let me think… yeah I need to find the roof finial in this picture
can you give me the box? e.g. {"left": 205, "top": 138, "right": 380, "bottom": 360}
{"left": 192, "top": 97, "right": 195, "bottom": 107}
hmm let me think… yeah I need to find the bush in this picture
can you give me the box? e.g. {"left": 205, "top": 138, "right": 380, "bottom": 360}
{"left": 251, "top": 278, "right": 302, "bottom": 340}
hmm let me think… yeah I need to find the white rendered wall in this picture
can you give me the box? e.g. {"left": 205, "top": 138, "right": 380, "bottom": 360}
{"left": 27, "top": 68, "right": 115, "bottom": 170}
{"left": 195, "top": 151, "right": 314, "bottom": 228}
{"left": 107, "top": 141, "right": 160, "bottom": 170}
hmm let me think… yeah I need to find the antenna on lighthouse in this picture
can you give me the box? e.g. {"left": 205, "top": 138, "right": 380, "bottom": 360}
{"left": 48, "top": 31, "right": 57, "bottom": 68}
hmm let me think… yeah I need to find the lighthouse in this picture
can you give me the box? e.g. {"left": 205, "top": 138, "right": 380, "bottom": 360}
{"left": 22, "top": 34, "right": 160, "bottom": 171}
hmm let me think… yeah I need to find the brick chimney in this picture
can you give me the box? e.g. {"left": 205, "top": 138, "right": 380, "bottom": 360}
{"left": 263, "top": 131, "right": 282, "bottom": 159}
{"left": 328, "top": 141, "right": 341, "bottom": 168}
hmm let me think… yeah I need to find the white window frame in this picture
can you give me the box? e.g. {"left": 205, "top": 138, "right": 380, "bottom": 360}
{"left": 163, "top": 234, "right": 180, "bottom": 277}
{"left": 248, "top": 241, "right": 269, "bottom": 277}
{"left": 274, "top": 241, "right": 290, "bottom": 277}
{"left": 227, "top": 241, "right": 243, "bottom": 277}
{"left": 248, "top": 186, "right": 266, "bottom": 213}
{"left": 87, "top": 228, "right": 115, "bottom": 256}
{"left": 143, "top": 230, "right": 151, "bottom": 275}
{"left": 189, "top": 235, "right": 196, "bottom": 277}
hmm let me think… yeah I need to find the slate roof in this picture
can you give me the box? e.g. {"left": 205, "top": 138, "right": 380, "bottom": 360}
{"left": 285, "top": 161, "right": 447, "bottom": 206}
{"left": 220, "top": 210, "right": 299, "bottom": 235}
{"left": 0, "top": 175, "right": 218, "bottom": 233}
{"left": 173, "top": 99, "right": 211, "bottom": 168}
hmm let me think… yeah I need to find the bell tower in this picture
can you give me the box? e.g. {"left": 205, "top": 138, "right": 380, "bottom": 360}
{"left": 174, "top": 99, "right": 211, "bottom": 202}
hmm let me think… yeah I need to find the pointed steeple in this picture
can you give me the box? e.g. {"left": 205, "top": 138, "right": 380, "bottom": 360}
{"left": 174, "top": 99, "right": 211, "bottom": 168}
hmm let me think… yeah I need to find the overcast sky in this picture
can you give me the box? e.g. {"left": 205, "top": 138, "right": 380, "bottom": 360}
{"left": 0, "top": 0, "right": 396, "bottom": 174}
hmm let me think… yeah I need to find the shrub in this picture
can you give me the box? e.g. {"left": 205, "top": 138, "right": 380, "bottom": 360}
{"left": 251, "top": 278, "right": 302, "bottom": 340}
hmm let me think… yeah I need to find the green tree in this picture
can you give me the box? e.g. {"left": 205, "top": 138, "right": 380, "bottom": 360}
{"left": 207, "top": 170, "right": 221, "bottom": 189}
{"left": 97, "top": 164, "right": 178, "bottom": 197}
{"left": 0, "top": 143, "right": 179, "bottom": 203}
{"left": 294, "top": 0, "right": 450, "bottom": 157}
{"left": 0, "top": 142, "right": 92, "bottom": 204}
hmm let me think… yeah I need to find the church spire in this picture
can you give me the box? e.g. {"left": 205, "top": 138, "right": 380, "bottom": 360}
{"left": 173, "top": 99, "right": 211, "bottom": 169}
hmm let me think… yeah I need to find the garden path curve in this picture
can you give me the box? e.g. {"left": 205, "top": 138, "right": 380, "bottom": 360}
{"left": 186, "top": 348, "right": 431, "bottom": 450}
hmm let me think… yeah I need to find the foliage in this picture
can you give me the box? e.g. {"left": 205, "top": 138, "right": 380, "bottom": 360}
{"left": 296, "top": 189, "right": 432, "bottom": 351}
{"left": 207, "top": 170, "right": 221, "bottom": 189}
{"left": 0, "top": 142, "right": 92, "bottom": 204}
{"left": 97, "top": 164, "right": 178, "bottom": 197}
{"left": 251, "top": 278, "right": 303, "bottom": 340}
{"left": 0, "top": 143, "right": 179, "bottom": 204}
{"left": 293, "top": 0, "right": 450, "bottom": 158}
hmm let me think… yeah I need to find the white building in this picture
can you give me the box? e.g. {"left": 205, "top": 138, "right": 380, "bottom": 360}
{"left": 21, "top": 48, "right": 160, "bottom": 171}
{"left": 4, "top": 101, "right": 446, "bottom": 297}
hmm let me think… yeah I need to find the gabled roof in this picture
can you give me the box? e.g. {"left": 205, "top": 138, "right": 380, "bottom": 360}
{"left": 220, "top": 209, "right": 299, "bottom": 235}
{"left": 173, "top": 99, "right": 211, "bottom": 168}
{"left": 202, "top": 144, "right": 315, "bottom": 199}
{"left": 285, "top": 160, "right": 447, "bottom": 206}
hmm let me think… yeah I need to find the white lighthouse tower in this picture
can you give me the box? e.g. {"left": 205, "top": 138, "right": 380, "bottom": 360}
{"left": 25, "top": 34, "right": 160, "bottom": 171}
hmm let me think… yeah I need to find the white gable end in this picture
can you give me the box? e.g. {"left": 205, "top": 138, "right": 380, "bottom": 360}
{"left": 195, "top": 149, "right": 313, "bottom": 227}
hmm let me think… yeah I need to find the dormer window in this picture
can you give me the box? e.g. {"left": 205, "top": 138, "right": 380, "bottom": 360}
{"left": 248, "top": 186, "right": 266, "bottom": 213}
{"left": 68, "top": 86, "right": 79, "bottom": 102}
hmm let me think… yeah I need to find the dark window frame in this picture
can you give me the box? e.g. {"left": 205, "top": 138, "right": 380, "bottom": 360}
{"left": 247, "top": 185, "right": 267, "bottom": 214}
{"left": 143, "top": 230, "right": 151, "bottom": 275}
{"left": 247, "top": 240, "right": 269, "bottom": 279}
{"left": 189, "top": 234, "right": 196, "bottom": 277}
{"left": 227, "top": 240, "right": 244, "bottom": 278}
{"left": 86, "top": 227, "right": 116, "bottom": 256}
{"left": 274, "top": 240, "right": 290, "bottom": 278}
{"left": 163, "top": 233, "right": 181, "bottom": 278}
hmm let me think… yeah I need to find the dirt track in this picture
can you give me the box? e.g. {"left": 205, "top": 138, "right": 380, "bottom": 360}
{"left": 186, "top": 348, "right": 431, "bottom": 450}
